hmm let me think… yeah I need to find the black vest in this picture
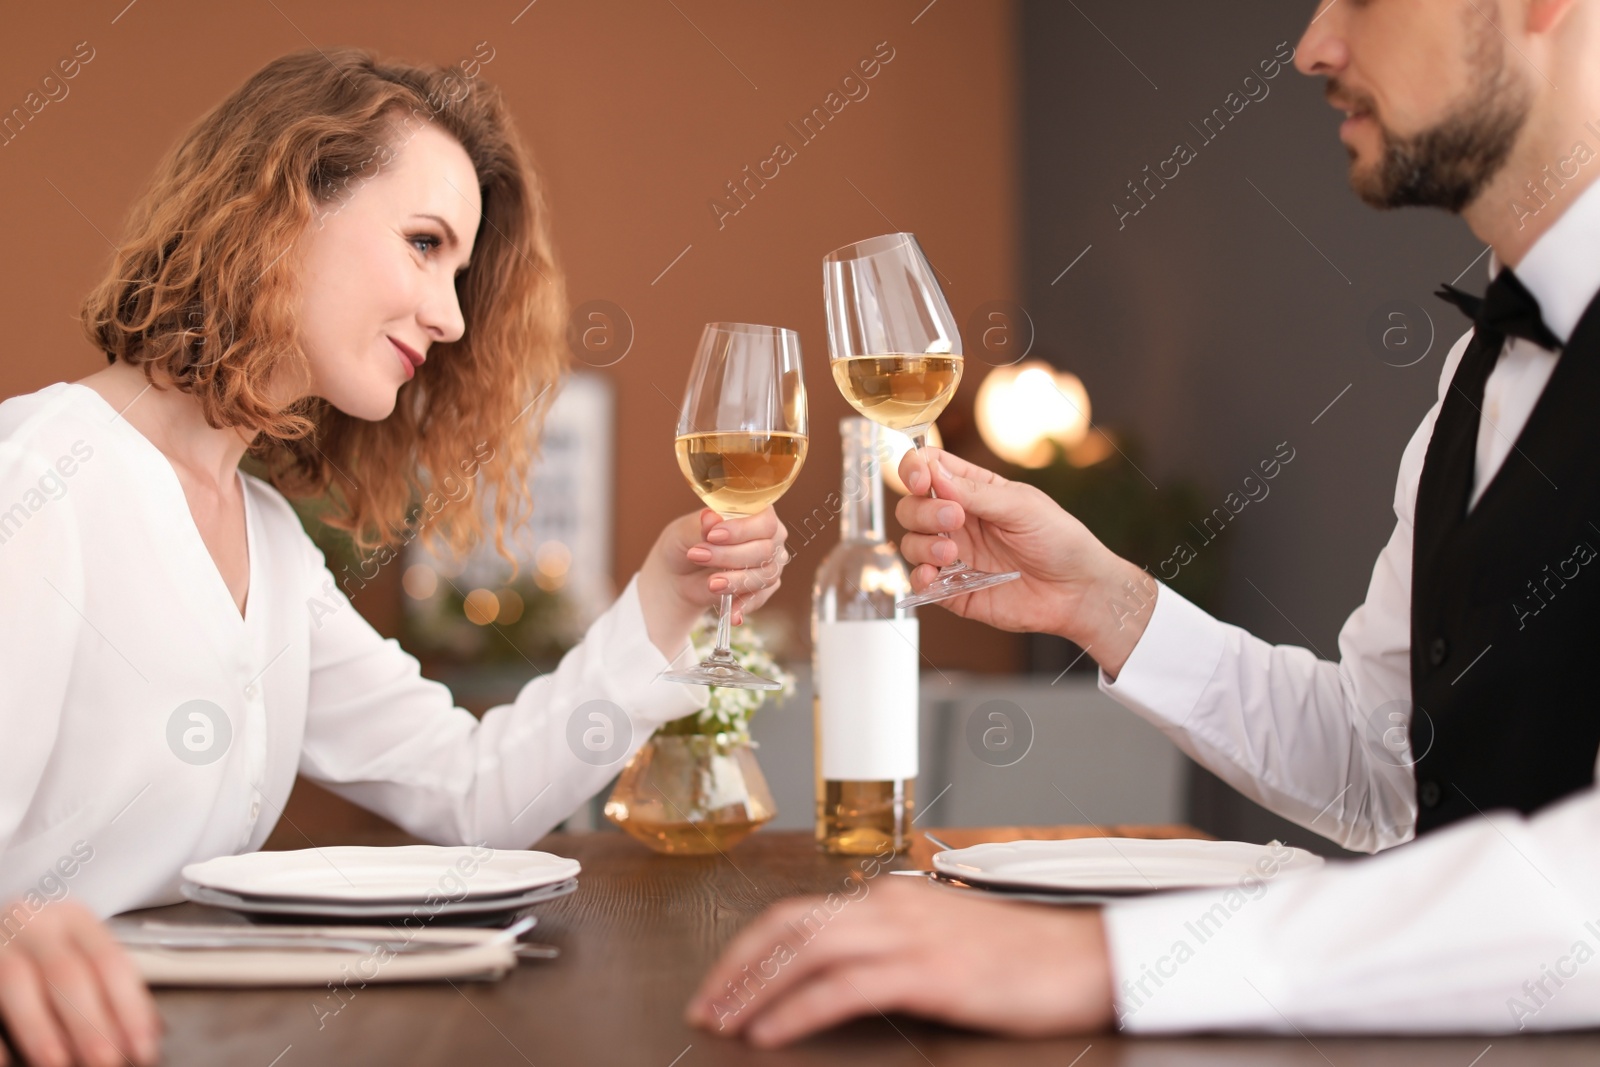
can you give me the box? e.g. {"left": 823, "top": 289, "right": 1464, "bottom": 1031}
{"left": 1409, "top": 287, "right": 1600, "bottom": 834}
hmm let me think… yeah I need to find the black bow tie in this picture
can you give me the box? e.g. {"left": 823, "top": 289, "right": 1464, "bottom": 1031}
{"left": 1435, "top": 269, "right": 1562, "bottom": 352}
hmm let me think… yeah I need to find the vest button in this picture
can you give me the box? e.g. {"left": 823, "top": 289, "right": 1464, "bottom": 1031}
{"left": 1428, "top": 637, "right": 1449, "bottom": 667}
{"left": 1419, "top": 780, "right": 1442, "bottom": 807}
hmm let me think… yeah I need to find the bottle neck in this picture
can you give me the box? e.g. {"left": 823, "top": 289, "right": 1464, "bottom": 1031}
{"left": 840, "top": 422, "right": 886, "bottom": 543}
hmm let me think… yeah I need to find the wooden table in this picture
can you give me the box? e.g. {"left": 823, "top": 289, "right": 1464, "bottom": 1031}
{"left": 129, "top": 829, "right": 1600, "bottom": 1065}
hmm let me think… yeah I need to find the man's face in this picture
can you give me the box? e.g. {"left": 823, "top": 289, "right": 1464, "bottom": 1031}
{"left": 1296, "top": 0, "right": 1535, "bottom": 212}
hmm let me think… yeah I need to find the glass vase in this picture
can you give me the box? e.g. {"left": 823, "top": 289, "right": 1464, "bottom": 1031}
{"left": 604, "top": 729, "right": 776, "bottom": 854}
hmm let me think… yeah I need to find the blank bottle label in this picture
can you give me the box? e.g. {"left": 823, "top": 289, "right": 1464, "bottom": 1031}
{"left": 817, "top": 618, "right": 919, "bottom": 780}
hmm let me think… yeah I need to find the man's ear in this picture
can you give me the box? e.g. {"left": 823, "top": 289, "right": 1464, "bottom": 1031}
{"left": 1526, "top": 0, "right": 1578, "bottom": 34}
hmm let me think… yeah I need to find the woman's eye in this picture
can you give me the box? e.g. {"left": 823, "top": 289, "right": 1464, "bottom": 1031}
{"left": 409, "top": 234, "right": 441, "bottom": 255}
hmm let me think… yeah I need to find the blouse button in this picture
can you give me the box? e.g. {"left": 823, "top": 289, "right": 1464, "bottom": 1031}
{"left": 249, "top": 800, "right": 261, "bottom": 820}
{"left": 243, "top": 683, "right": 258, "bottom": 698}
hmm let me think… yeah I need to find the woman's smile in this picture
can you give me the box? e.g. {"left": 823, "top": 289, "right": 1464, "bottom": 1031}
{"left": 389, "top": 335, "right": 424, "bottom": 380}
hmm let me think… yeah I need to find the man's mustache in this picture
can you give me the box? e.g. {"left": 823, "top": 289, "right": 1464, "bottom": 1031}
{"left": 1326, "top": 77, "right": 1377, "bottom": 117}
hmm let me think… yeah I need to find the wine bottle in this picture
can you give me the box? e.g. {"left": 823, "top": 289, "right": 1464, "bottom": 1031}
{"left": 812, "top": 417, "right": 918, "bottom": 854}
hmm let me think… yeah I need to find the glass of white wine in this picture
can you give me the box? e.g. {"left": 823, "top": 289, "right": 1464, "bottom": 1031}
{"left": 823, "top": 232, "right": 1020, "bottom": 609}
{"left": 660, "top": 322, "right": 808, "bottom": 690}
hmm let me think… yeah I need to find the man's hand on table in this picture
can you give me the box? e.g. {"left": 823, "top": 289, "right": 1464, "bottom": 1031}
{"left": 684, "top": 878, "right": 1116, "bottom": 1047}
{"left": 0, "top": 900, "right": 160, "bottom": 1067}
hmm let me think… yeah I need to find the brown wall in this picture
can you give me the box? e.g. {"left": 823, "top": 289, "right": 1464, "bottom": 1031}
{"left": 1, "top": 0, "right": 1022, "bottom": 674}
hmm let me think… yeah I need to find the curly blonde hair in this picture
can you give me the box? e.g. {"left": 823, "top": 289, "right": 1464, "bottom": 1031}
{"left": 79, "top": 45, "right": 567, "bottom": 566}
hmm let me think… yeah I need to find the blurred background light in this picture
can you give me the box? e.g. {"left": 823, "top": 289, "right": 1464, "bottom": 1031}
{"left": 975, "top": 360, "right": 1091, "bottom": 469}
{"left": 402, "top": 563, "right": 438, "bottom": 600}
{"left": 463, "top": 588, "right": 501, "bottom": 626}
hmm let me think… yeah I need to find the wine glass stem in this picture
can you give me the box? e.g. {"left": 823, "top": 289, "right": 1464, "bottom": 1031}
{"left": 712, "top": 592, "right": 735, "bottom": 660}
{"left": 911, "top": 430, "right": 964, "bottom": 569}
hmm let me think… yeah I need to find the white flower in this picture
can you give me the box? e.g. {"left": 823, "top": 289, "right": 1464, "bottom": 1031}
{"left": 685, "top": 614, "right": 795, "bottom": 736}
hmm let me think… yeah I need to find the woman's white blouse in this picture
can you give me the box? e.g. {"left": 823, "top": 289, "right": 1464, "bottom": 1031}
{"left": 0, "top": 382, "right": 704, "bottom": 917}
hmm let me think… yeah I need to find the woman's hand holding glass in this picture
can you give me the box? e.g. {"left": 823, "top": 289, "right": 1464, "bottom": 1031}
{"left": 638, "top": 504, "right": 789, "bottom": 660}
{"left": 658, "top": 322, "right": 807, "bottom": 691}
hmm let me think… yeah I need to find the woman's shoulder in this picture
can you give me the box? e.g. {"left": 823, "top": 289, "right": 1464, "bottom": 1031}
{"left": 0, "top": 383, "right": 107, "bottom": 554}
{"left": 0, "top": 382, "right": 117, "bottom": 486}
{"left": 0, "top": 381, "right": 101, "bottom": 446}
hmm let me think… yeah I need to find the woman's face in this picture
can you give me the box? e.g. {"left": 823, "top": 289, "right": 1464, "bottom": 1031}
{"left": 297, "top": 122, "right": 481, "bottom": 419}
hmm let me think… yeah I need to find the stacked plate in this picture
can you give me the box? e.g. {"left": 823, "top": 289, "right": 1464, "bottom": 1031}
{"left": 928, "top": 838, "right": 1323, "bottom": 904}
{"left": 180, "top": 846, "right": 580, "bottom": 925}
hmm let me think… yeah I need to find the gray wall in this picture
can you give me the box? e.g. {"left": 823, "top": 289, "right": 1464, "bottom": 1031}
{"left": 753, "top": 671, "right": 1188, "bottom": 832}
{"left": 1020, "top": 1, "right": 1483, "bottom": 853}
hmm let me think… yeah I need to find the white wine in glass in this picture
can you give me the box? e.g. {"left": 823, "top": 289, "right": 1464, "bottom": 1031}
{"left": 829, "top": 353, "right": 963, "bottom": 433}
{"left": 661, "top": 323, "right": 808, "bottom": 691}
{"left": 673, "top": 431, "right": 809, "bottom": 517}
{"left": 823, "top": 233, "right": 1019, "bottom": 609}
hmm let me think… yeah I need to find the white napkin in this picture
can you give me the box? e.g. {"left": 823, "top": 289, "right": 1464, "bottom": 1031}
{"left": 113, "top": 922, "right": 519, "bottom": 988}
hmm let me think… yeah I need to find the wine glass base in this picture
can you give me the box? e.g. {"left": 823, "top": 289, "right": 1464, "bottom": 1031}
{"left": 659, "top": 662, "right": 783, "bottom": 691}
{"left": 896, "top": 566, "right": 1021, "bottom": 610}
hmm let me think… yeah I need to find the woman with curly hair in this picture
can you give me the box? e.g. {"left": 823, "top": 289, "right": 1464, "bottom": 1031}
{"left": 0, "top": 47, "right": 789, "bottom": 1066}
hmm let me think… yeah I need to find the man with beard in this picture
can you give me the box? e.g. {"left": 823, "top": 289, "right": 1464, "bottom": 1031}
{"left": 688, "top": 0, "right": 1600, "bottom": 1045}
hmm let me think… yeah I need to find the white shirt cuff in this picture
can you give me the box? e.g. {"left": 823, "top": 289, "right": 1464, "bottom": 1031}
{"left": 1098, "top": 580, "right": 1227, "bottom": 733}
{"left": 605, "top": 572, "right": 708, "bottom": 729}
{"left": 1101, "top": 873, "right": 1287, "bottom": 1032}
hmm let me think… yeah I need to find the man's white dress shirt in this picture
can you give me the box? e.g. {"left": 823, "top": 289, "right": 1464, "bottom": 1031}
{"left": 0, "top": 381, "right": 704, "bottom": 918}
{"left": 1098, "top": 175, "right": 1600, "bottom": 1032}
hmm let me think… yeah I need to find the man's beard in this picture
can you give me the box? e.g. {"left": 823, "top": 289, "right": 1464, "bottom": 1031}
{"left": 1338, "top": 24, "right": 1532, "bottom": 212}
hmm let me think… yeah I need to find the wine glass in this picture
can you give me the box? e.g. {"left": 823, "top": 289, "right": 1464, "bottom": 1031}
{"left": 823, "top": 232, "right": 1020, "bottom": 609}
{"left": 660, "top": 322, "right": 808, "bottom": 690}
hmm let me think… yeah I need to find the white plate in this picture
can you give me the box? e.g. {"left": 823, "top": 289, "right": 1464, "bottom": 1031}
{"left": 179, "top": 879, "right": 578, "bottom": 923}
{"left": 931, "top": 838, "right": 1322, "bottom": 893}
{"left": 182, "top": 846, "right": 581, "bottom": 903}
